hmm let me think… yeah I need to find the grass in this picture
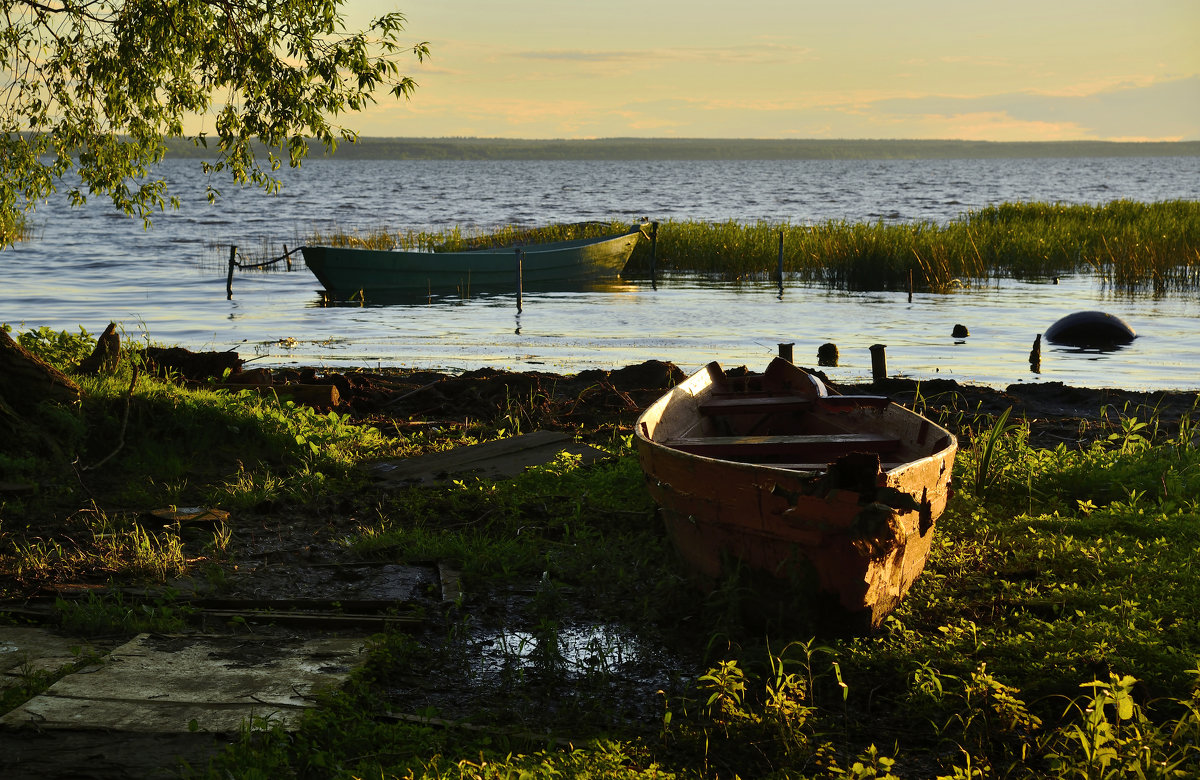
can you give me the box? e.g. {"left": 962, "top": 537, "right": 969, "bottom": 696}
{"left": 188, "top": 398, "right": 1200, "bottom": 778}
{"left": 0, "top": 324, "right": 409, "bottom": 598}
{"left": 7, "top": 325, "right": 1200, "bottom": 776}
{"left": 303, "top": 200, "right": 1200, "bottom": 295}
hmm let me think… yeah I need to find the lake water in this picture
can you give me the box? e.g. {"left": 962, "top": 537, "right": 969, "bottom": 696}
{"left": 5, "top": 156, "right": 1200, "bottom": 391}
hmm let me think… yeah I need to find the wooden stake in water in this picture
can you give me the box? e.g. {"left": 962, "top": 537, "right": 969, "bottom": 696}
{"left": 778, "top": 342, "right": 794, "bottom": 362}
{"left": 225, "top": 245, "right": 237, "bottom": 300}
{"left": 777, "top": 230, "right": 785, "bottom": 297}
{"left": 649, "top": 221, "right": 659, "bottom": 285}
{"left": 870, "top": 344, "right": 888, "bottom": 383}
{"left": 516, "top": 247, "right": 524, "bottom": 312}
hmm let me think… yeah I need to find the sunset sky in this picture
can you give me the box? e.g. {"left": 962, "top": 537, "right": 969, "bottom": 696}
{"left": 343, "top": 0, "right": 1199, "bottom": 141}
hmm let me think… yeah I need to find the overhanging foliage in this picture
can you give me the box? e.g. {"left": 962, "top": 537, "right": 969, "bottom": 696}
{"left": 0, "top": 0, "right": 428, "bottom": 246}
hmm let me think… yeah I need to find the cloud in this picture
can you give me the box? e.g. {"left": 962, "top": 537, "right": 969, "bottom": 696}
{"left": 866, "top": 77, "right": 1200, "bottom": 140}
{"left": 512, "top": 42, "right": 815, "bottom": 67}
{"left": 514, "top": 50, "right": 641, "bottom": 63}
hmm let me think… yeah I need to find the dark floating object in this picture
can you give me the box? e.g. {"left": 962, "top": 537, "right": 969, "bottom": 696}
{"left": 1044, "top": 311, "right": 1136, "bottom": 349}
{"left": 951, "top": 324, "right": 969, "bottom": 338}
{"left": 817, "top": 342, "right": 839, "bottom": 366}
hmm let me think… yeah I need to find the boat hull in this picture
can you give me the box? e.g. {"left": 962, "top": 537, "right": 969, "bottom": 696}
{"left": 634, "top": 359, "right": 957, "bottom": 631}
{"left": 300, "top": 229, "right": 643, "bottom": 301}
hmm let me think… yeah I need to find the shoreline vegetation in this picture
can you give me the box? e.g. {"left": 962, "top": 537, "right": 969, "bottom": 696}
{"left": 307, "top": 200, "right": 1200, "bottom": 295}
{"left": 166, "top": 137, "right": 1200, "bottom": 161}
{"left": 3, "top": 329, "right": 1200, "bottom": 777}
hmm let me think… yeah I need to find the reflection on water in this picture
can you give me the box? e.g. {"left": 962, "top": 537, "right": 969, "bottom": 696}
{"left": 209, "top": 270, "right": 1200, "bottom": 392}
{"left": 311, "top": 278, "right": 644, "bottom": 308}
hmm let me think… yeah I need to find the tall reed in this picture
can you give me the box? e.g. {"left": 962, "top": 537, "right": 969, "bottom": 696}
{"left": 639, "top": 200, "right": 1200, "bottom": 293}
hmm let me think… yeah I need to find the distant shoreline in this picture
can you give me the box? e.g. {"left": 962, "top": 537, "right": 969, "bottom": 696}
{"left": 164, "top": 137, "right": 1200, "bottom": 161}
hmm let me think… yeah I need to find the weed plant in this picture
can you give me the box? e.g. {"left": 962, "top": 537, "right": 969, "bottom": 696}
{"left": 0, "top": 639, "right": 101, "bottom": 716}
{"left": 55, "top": 590, "right": 191, "bottom": 636}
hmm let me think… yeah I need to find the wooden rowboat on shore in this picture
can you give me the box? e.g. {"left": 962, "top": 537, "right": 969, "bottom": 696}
{"left": 300, "top": 226, "right": 644, "bottom": 301}
{"left": 634, "top": 357, "right": 957, "bottom": 631}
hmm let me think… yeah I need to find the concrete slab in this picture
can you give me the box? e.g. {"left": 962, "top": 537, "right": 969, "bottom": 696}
{"left": 0, "top": 626, "right": 108, "bottom": 690}
{"left": 1, "top": 632, "right": 366, "bottom": 733}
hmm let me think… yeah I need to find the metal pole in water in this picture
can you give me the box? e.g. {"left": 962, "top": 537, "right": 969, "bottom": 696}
{"left": 516, "top": 248, "right": 524, "bottom": 312}
{"left": 870, "top": 344, "right": 888, "bottom": 383}
{"left": 226, "top": 245, "right": 237, "bottom": 300}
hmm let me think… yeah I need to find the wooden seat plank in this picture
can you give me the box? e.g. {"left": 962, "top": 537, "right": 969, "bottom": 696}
{"left": 663, "top": 432, "right": 901, "bottom": 459}
{"left": 698, "top": 396, "right": 814, "bottom": 415}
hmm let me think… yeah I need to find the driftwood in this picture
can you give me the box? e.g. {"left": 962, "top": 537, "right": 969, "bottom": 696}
{"left": 139, "top": 346, "right": 243, "bottom": 381}
{"left": 212, "top": 382, "right": 340, "bottom": 409}
{"left": 0, "top": 329, "right": 81, "bottom": 414}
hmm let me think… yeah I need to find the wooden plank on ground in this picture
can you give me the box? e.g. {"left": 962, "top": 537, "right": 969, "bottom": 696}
{"left": 369, "top": 430, "right": 608, "bottom": 485}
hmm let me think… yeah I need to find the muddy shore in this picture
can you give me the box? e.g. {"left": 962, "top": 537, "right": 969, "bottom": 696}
{"left": 214, "top": 357, "right": 1199, "bottom": 450}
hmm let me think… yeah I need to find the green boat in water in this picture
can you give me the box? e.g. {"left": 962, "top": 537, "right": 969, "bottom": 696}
{"left": 301, "top": 227, "right": 644, "bottom": 301}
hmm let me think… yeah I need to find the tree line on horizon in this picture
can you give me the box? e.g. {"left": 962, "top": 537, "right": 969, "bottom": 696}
{"left": 162, "top": 136, "right": 1200, "bottom": 162}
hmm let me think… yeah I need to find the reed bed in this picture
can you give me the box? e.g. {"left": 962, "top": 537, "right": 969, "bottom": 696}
{"left": 306, "top": 201, "right": 1200, "bottom": 295}
{"left": 639, "top": 200, "right": 1200, "bottom": 294}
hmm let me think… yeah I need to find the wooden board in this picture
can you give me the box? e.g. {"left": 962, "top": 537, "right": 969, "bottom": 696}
{"left": 370, "top": 430, "right": 609, "bottom": 485}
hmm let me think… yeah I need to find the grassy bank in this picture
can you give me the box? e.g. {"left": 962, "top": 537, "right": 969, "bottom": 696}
{"left": 191, "top": 392, "right": 1200, "bottom": 779}
{"left": 4, "top": 327, "right": 1200, "bottom": 777}
{"left": 308, "top": 200, "right": 1200, "bottom": 296}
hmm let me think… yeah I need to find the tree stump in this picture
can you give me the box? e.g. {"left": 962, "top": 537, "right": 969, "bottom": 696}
{"left": 74, "top": 322, "right": 121, "bottom": 374}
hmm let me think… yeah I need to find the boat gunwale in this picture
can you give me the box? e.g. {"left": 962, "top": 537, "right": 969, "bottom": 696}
{"left": 634, "top": 361, "right": 958, "bottom": 477}
{"left": 301, "top": 226, "right": 644, "bottom": 258}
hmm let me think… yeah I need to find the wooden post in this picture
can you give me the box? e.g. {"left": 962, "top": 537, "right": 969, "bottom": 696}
{"left": 226, "top": 245, "right": 237, "bottom": 300}
{"left": 908, "top": 269, "right": 913, "bottom": 303}
{"left": 778, "top": 342, "right": 794, "bottom": 362}
{"left": 870, "top": 344, "right": 887, "bottom": 383}
{"left": 283, "top": 244, "right": 292, "bottom": 271}
{"left": 649, "top": 221, "right": 659, "bottom": 280}
{"left": 515, "top": 248, "right": 524, "bottom": 312}
{"left": 777, "top": 230, "right": 785, "bottom": 296}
